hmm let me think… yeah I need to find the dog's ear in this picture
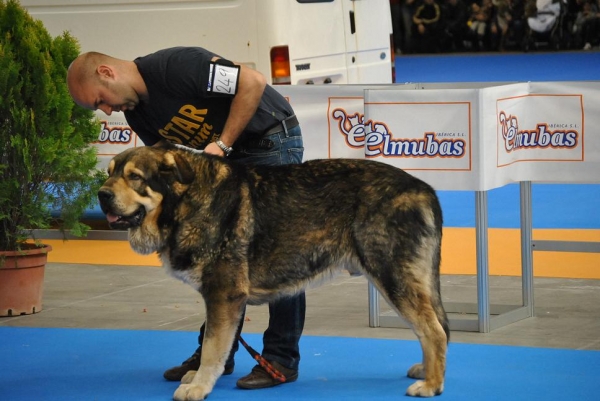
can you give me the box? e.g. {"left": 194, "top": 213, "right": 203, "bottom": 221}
{"left": 160, "top": 151, "right": 195, "bottom": 185}
{"left": 153, "top": 139, "right": 176, "bottom": 150}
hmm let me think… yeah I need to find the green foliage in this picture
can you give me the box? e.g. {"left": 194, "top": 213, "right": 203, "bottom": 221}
{"left": 0, "top": 0, "right": 105, "bottom": 251}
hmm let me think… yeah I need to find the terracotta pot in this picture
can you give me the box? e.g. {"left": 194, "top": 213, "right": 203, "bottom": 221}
{"left": 0, "top": 243, "right": 52, "bottom": 317}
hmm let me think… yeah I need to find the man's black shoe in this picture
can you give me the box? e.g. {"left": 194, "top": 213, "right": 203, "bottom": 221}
{"left": 236, "top": 360, "right": 298, "bottom": 389}
{"left": 163, "top": 349, "right": 234, "bottom": 381}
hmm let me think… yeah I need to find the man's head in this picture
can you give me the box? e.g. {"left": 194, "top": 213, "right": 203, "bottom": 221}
{"left": 67, "top": 52, "right": 144, "bottom": 116}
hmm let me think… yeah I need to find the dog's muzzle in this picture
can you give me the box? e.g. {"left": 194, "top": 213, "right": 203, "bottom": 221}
{"left": 97, "top": 188, "right": 146, "bottom": 230}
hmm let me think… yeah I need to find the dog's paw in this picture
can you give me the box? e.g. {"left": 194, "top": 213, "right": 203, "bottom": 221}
{"left": 406, "top": 380, "right": 444, "bottom": 397}
{"left": 407, "top": 363, "right": 425, "bottom": 379}
{"left": 173, "top": 384, "right": 209, "bottom": 401}
{"left": 181, "top": 370, "right": 197, "bottom": 384}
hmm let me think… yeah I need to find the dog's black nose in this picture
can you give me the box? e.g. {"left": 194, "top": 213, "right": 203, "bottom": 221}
{"left": 97, "top": 189, "right": 114, "bottom": 205}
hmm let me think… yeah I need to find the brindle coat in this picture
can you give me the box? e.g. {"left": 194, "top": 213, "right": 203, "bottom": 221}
{"left": 98, "top": 142, "right": 449, "bottom": 401}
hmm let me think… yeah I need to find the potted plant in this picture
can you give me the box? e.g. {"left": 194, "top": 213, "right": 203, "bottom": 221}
{"left": 0, "top": 0, "right": 104, "bottom": 316}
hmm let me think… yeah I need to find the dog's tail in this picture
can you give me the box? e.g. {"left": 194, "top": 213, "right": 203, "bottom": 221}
{"left": 430, "top": 195, "right": 450, "bottom": 344}
{"left": 429, "top": 242, "right": 450, "bottom": 344}
{"left": 433, "top": 271, "right": 450, "bottom": 344}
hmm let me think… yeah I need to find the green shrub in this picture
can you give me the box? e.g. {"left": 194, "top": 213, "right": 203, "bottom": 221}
{"left": 0, "top": 0, "right": 104, "bottom": 251}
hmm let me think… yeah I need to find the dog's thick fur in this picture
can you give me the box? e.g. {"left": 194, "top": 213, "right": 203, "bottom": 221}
{"left": 98, "top": 143, "right": 449, "bottom": 401}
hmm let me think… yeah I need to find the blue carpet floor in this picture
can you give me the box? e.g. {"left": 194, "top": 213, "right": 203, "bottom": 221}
{"left": 1, "top": 327, "right": 599, "bottom": 401}
{"left": 438, "top": 183, "right": 600, "bottom": 229}
{"left": 395, "top": 52, "right": 600, "bottom": 83}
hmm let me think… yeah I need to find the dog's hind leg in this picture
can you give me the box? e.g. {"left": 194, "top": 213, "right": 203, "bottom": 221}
{"left": 173, "top": 298, "right": 245, "bottom": 401}
{"left": 400, "top": 291, "right": 448, "bottom": 397}
{"left": 360, "top": 217, "right": 448, "bottom": 397}
{"left": 373, "top": 269, "right": 448, "bottom": 397}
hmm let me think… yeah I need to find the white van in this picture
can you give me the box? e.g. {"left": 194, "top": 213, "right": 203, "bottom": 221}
{"left": 23, "top": 0, "right": 394, "bottom": 85}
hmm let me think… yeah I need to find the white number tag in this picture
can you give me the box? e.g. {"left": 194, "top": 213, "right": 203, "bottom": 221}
{"left": 207, "top": 63, "right": 240, "bottom": 96}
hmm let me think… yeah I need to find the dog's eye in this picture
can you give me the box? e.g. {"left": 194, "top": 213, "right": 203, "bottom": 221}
{"left": 128, "top": 173, "right": 143, "bottom": 181}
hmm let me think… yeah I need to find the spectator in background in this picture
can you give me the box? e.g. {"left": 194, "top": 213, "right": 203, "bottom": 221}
{"left": 505, "top": 0, "right": 527, "bottom": 50}
{"left": 401, "top": 0, "right": 420, "bottom": 53}
{"left": 527, "top": 0, "right": 562, "bottom": 39}
{"left": 391, "top": 0, "right": 404, "bottom": 54}
{"left": 411, "top": 0, "right": 443, "bottom": 52}
{"left": 490, "top": 0, "right": 512, "bottom": 50}
{"left": 467, "top": 0, "right": 494, "bottom": 50}
{"left": 581, "top": 0, "right": 600, "bottom": 49}
{"left": 442, "top": 0, "right": 470, "bottom": 51}
{"left": 563, "top": 0, "right": 582, "bottom": 47}
{"left": 573, "top": 0, "right": 600, "bottom": 49}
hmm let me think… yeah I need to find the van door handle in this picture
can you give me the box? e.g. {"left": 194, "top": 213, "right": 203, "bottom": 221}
{"left": 349, "top": 10, "right": 355, "bottom": 34}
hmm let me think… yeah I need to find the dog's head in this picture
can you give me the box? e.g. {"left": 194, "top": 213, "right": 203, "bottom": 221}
{"left": 98, "top": 143, "right": 195, "bottom": 253}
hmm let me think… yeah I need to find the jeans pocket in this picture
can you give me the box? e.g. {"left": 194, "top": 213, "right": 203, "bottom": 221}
{"left": 234, "top": 126, "right": 304, "bottom": 166}
{"left": 286, "top": 147, "right": 304, "bottom": 165}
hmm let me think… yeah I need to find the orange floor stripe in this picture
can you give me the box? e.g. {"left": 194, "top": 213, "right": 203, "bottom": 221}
{"left": 44, "top": 228, "right": 600, "bottom": 280}
{"left": 439, "top": 228, "right": 600, "bottom": 279}
{"left": 46, "top": 239, "right": 161, "bottom": 267}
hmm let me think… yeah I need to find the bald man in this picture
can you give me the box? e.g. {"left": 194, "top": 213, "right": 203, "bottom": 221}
{"left": 68, "top": 46, "right": 305, "bottom": 389}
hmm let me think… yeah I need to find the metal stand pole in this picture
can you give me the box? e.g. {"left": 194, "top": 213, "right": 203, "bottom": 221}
{"left": 368, "top": 281, "right": 380, "bottom": 327}
{"left": 475, "top": 191, "right": 490, "bottom": 333}
{"left": 520, "top": 181, "right": 535, "bottom": 316}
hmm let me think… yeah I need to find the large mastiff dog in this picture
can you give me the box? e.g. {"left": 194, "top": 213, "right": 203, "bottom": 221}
{"left": 98, "top": 142, "right": 449, "bottom": 401}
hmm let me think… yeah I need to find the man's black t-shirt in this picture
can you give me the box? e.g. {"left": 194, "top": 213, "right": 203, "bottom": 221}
{"left": 125, "top": 47, "right": 294, "bottom": 149}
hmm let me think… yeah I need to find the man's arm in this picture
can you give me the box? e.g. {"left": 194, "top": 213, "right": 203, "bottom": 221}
{"left": 204, "top": 59, "right": 267, "bottom": 156}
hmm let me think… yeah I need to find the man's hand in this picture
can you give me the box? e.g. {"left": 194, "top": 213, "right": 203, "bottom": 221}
{"left": 204, "top": 142, "right": 225, "bottom": 157}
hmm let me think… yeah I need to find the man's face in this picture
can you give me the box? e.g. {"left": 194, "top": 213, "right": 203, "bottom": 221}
{"left": 70, "top": 68, "right": 139, "bottom": 116}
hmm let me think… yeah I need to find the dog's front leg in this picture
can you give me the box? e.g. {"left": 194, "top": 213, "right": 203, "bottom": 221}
{"left": 173, "top": 298, "right": 245, "bottom": 401}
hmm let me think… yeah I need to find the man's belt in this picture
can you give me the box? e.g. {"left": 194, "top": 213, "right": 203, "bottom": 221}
{"left": 263, "top": 115, "right": 299, "bottom": 136}
{"left": 232, "top": 115, "right": 299, "bottom": 153}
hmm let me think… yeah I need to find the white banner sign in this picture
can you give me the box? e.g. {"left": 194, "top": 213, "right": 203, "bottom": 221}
{"left": 482, "top": 82, "right": 599, "bottom": 189}
{"left": 366, "top": 82, "right": 600, "bottom": 190}
{"left": 363, "top": 88, "right": 479, "bottom": 190}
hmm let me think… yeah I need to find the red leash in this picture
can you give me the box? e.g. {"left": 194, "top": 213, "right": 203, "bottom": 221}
{"left": 238, "top": 335, "right": 287, "bottom": 383}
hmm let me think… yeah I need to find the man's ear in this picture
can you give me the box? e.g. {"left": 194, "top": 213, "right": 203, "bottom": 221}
{"left": 97, "top": 65, "right": 114, "bottom": 79}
